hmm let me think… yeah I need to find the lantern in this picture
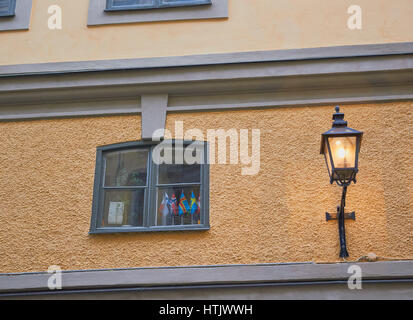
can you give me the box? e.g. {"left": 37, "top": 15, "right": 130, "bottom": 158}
{"left": 320, "top": 106, "right": 363, "bottom": 186}
{"left": 321, "top": 106, "right": 363, "bottom": 258}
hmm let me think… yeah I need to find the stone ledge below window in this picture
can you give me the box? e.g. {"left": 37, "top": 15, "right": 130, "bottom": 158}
{"left": 1, "top": 261, "right": 413, "bottom": 299}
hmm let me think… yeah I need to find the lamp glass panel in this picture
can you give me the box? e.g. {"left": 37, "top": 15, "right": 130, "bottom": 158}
{"left": 328, "top": 136, "right": 356, "bottom": 169}
{"left": 323, "top": 140, "right": 332, "bottom": 177}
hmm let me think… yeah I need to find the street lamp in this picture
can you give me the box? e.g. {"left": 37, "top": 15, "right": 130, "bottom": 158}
{"left": 320, "top": 106, "right": 363, "bottom": 258}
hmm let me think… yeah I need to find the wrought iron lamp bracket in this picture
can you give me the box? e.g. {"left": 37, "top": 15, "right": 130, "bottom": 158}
{"left": 326, "top": 183, "right": 353, "bottom": 258}
{"left": 326, "top": 206, "right": 355, "bottom": 221}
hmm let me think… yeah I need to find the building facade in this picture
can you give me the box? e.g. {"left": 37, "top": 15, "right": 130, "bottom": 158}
{"left": 0, "top": 0, "right": 413, "bottom": 299}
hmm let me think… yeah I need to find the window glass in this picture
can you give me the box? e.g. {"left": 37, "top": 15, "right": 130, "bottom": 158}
{"left": 107, "top": 0, "right": 211, "bottom": 10}
{"left": 104, "top": 149, "right": 149, "bottom": 187}
{"left": 156, "top": 186, "right": 201, "bottom": 226}
{"left": 112, "top": 0, "right": 155, "bottom": 7}
{"left": 158, "top": 161, "right": 200, "bottom": 185}
{"left": 102, "top": 189, "right": 145, "bottom": 227}
{"left": 157, "top": 145, "right": 201, "bottom": 184}
{"left": 160, "top": 0, "right": 211, "bottom": 5}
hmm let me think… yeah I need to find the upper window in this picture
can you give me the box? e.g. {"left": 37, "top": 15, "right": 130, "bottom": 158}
{"left": 0, "top": 0, "right": 16, "bottom": 17}
{"left": 0, "top": 0, "right": 32, "bottom": 31}
{"left": 88, "top": 0, "right": 228, "bottom": 26}
{"left": 89, "top": 140, "right": 209, "bottom": 234}
{"left": 106, "top": 0, "right": 212, "bottom": 11}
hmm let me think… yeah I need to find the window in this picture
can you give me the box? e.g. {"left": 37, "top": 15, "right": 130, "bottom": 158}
{"left": 88, "top": 0, "right": 228, "bottom": 26}
{"left": 89, "top": 140, "right": 209, "bottom": 233}
{"left": 0, "top": 0, "right": 32, "bottom": 31}
{"left": 105, "top": 0, "right": 212, "bottom": 11}
{"left": 0, "top": 0, "right": 16, "bottom": 17}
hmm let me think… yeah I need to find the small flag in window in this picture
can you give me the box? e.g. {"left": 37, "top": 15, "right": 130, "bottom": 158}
{"left": 159, "top": 192, "right": 170, "bottom": 217}
{"left": 170, "top": 193, "right": 179, "bottom": 216}
{"left": 196, "top": 194, "right": 201, "bottom": 224}
{"left": 190, "top": 191, "right": 198, "bottom": 215}
{"left": 179, "top": 190, "right": 190, "bottom": 216}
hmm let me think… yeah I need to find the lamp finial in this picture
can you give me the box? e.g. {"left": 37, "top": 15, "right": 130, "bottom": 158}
{"left": 332, "top": 106, "right": 347, "bottom": 127}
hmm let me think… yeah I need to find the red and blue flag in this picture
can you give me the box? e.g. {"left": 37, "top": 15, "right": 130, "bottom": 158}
{"left": 170, "top": 193, "right": 179, "bottom": 216}
{"left": 179, "top": 190, "right": 190, "bottom": 216}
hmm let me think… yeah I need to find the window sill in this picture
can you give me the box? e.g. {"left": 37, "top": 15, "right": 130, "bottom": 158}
{"left": 89, "top": 225, "right": 210, "bottom": 234}
{"left": 88, "top": 0, "right": 228, "bottom": 26}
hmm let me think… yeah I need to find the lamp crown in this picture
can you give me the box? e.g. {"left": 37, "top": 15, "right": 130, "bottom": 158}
{"left": 332, "top": 105, "right": 348, "bottom": 127}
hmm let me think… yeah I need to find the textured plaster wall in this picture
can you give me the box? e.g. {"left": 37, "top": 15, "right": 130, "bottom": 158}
{"left": 1, "top": 0, "right": 413, "bottom": 65}
{"left": 0, "top": 102, "right": 412, "bottom": 273}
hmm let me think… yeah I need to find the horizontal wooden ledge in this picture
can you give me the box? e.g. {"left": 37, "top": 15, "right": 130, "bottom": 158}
{"left": 1, "top": 55, "right": 412, "bottom": 93}
{"left": 1, "top": 42, "right": 413, "bottom": 77}
{"left": 1, "top": 77, "right": 413, "bottom": 121}
{"left": 0, "top": 44, "right": 412, "bottom": 121}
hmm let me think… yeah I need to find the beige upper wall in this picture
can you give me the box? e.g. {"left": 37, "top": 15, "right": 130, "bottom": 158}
{"left": 0, "top": 0, "right": 413, "bottom": 66}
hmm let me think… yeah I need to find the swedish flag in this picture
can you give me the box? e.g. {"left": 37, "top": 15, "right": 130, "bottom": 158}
{"left": 190, "top": 191, "right": 198, "bottom": 215}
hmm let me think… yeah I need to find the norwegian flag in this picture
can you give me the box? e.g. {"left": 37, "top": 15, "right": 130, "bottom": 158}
{"left": 169, "top": 193, "right": 179, "bottom": 216}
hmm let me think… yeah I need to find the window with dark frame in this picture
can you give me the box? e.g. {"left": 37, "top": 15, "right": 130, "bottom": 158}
{"left": 89, "top": 140, "right": 209, "bottom": 234}
{"left": 0, "top": 0, "right": 16, "bottom": 17}
{"left": 105, "top": 0, "right": 212, "bottom": 11}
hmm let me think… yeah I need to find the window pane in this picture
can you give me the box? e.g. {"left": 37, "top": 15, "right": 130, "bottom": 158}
{"left": 157, "top": 145, "right": 201, "bottom": 184}
{"left": 160, "top": 0, "right": 211, "bottom": 6}
{"left": 112, "top": 0, "right": 155, "bottom": 7}
{"left": 102, "top": 190, "right": 145, "bottom": 227}
{"left": 156, "top": 186, "right": 201, "bottom": 226}
{"left": 158, "top": 163, "right": 200, "bottom": 184}
{"left": 104, "top": 149, "right": 149, "bottom": 187}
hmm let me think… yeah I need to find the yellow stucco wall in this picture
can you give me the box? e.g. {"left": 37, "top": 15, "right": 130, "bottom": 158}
{"left": 1, "top": 0, "right": 413, "bottom": 65}
{"left": 0, "top": 102, "right": 412, "bottom": 273}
